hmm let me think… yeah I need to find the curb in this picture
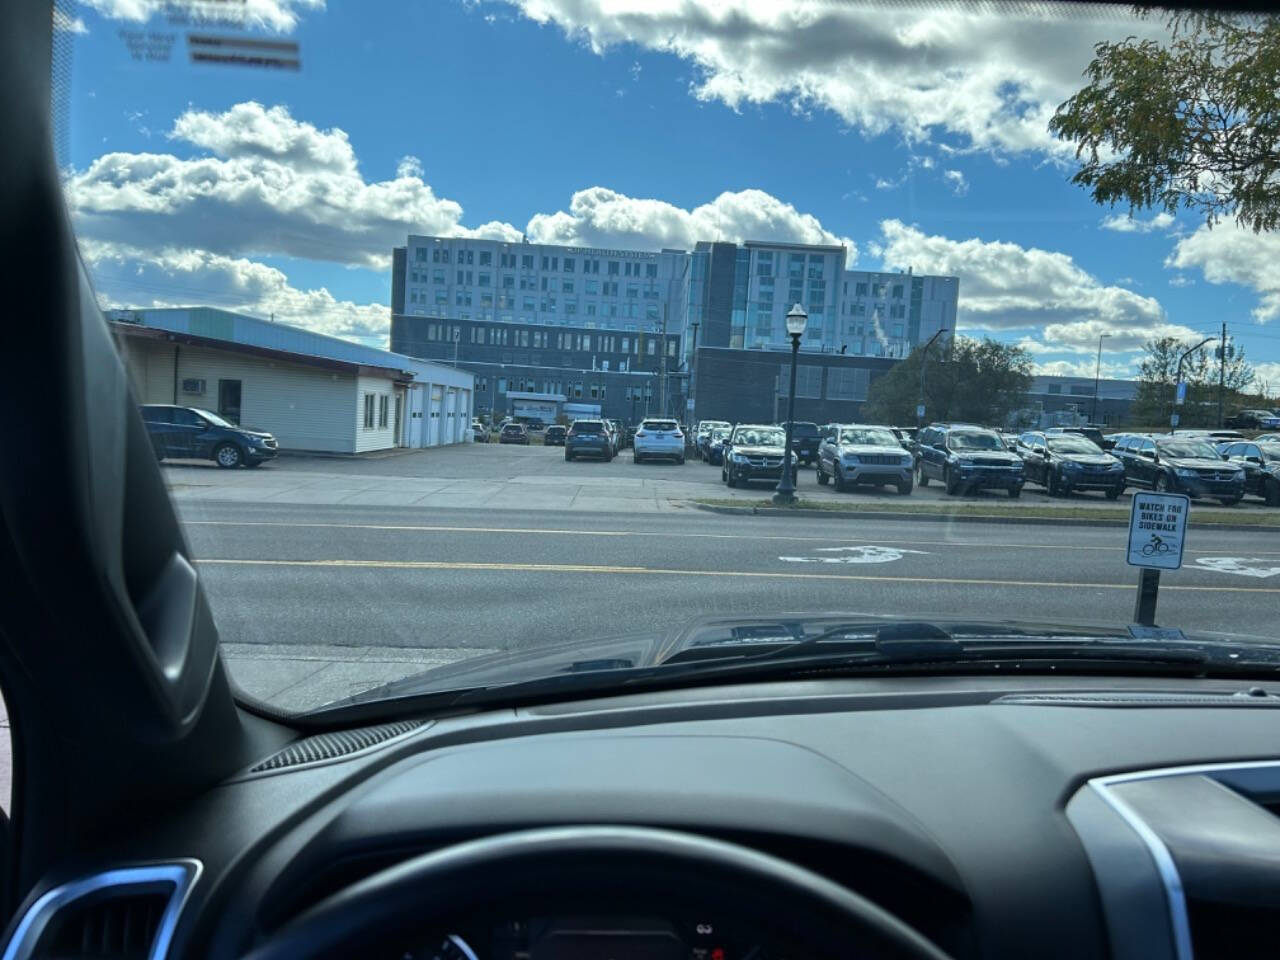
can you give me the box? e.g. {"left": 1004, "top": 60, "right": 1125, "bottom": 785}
{"left": 685, "top": 502, "right": 1274, "bottom": 533}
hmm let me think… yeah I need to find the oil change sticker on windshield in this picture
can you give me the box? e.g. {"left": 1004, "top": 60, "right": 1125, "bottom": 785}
{"left": 779, "top": 545, "right": 929, "bottom": 565}
{"left": 1126, "top": 492, "right": 1189, "bottom": 570}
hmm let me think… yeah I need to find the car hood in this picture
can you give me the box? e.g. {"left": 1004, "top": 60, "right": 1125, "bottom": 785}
{"left": 839, "top": 444, "right": 911, "bottom": 457}
{"left": 331, "top": 611, "right": 1280, "bottom": 704}
{"left": 1164, "top": 456, "right": 1235, "bottom": 470}
{"left": 950, "top": 449, "right": 1020, "bottom": 463}
{"left": 239, "top": 427, "right": 273, "bottom": 438}
{"left": 732, "top": 444, "right": 788, "bottom": 457}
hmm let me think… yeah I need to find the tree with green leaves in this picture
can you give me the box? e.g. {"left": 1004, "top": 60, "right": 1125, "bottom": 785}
{"left": 1049, "top": 12, "right": 1280, "bottom": 231}
{"left": 863, "top": 337, "right": 1032, "bottom": 427}
{"left": 1130, "top": 335, "right": 1255, "bottom": 426}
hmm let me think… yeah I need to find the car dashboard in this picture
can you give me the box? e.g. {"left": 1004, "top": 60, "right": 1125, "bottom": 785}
{"left": 9, "top": 673, "right": 1280, "bottom": 959}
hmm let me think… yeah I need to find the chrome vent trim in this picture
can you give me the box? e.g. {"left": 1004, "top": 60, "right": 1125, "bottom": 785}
{"left": 998, "top": 692, "right": 1280, "bottom": 707}
{"left": 1, "top": 860, "right": 201, "bottom": 960}
{"left": 249, "top": 719, "right": 426, "bottom": 773}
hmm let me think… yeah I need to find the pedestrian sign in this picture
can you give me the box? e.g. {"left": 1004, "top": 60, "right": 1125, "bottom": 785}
{"left": 916, "top": 404, "right": 925, "bottom": 419}
{"left": 1175, "top": 381, "right": 1187, "bottom": 405}
{"left": 1127, "top": 492, "right": 1189, "bottom": 570}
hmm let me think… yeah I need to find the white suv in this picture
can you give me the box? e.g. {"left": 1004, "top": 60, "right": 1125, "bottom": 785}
{"left": 633, "top": 419, "right": 685, "bottom": 464}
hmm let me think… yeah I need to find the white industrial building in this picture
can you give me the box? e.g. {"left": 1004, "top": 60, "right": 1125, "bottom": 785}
{"left": 109, "top": 307, "right": 474, "bottom": 454}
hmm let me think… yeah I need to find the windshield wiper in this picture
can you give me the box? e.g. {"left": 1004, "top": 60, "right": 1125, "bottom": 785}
{"left": 304, "top": 625, "right": 1280, "bottom": 727}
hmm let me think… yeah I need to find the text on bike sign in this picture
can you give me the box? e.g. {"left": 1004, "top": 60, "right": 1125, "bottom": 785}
{"left": 1126, "top": 492, "right": 1189, "bottom": 571}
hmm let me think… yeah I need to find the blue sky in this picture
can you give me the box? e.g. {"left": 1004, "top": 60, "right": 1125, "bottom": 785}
{"left": 59, "top": 0, "right": 1280, "bottom": 387}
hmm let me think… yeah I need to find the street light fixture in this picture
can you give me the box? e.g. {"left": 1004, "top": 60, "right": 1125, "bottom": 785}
{"left": 917, "top": 327, "right": 950, "bottom": 430}
{"left": 1090, "top": 333, "right": 1111, "bottom": 424}
{"left": 1171, "top": 336, "right": 1217, "bottom": 429}
{"left": 773, "top": 304, "right": 807, "bottom": 505}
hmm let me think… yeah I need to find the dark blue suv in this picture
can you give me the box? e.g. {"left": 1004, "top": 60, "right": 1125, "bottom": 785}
{"left": 140, "top": 404, "right": 278, "bottom": 468}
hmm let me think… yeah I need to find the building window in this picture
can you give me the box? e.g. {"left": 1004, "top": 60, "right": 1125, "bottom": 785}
{"left": 521, "top": 254, "right": 534, "bottom": 270}
{"left": 363, "top": 393, "right": 375, "bottom": 429}
{"left": 892, "top": 284, "right": 904, "bottom": 298}
{"left": 455, "top": 292, "right": 472, "bottom": 307}
{"left": 607, "top": 261, "right": 620, "bottom": 276}
{"left": 562, "top": 279, "right": 574, "bottom": 294}
{"left": 892, "top": 323, "right": 905, "bottom": 338}
{"left": 855, "top": 282, "right": 868, "bottom": 296}
{"left": 500, "top": 253, "right": 515, "bottom": 268}
{"left": 586, "top": 279, "right": 599, "bottom": 295}
{"left": 481, "top": 292, "right": 493, "bottom": 306}
{"left": 603, "top": 281, "right": 618, "bottom": 297}
{"left": 478, "top": 273, "right": 491, "bottom": 287}
{"left": 502, "top": 276, "right": 514, "bottom": 291}
{"left": 646, "top": 263, "right": 657, "bottom": 278}
{"left": 431, "top": 249, "right": 441, "bottom": 263}
{"left": 435, "top": 291, "right": 448, "bottom": 305}
{"left": 479, "top": 251, "right": 492, "bottom": 266}
{"left": 523, "top": 297, "right": 535, "bottom": 311}
{"left": 565, "top": 301, "right": 578, "bottom": 315}
{"left": 625, "top": 283, "right": 639, "bottom": 299}
{"left": 585, "top": 302, "right": 597, "bottom": 316}
{"left": 563, "top": 257, "right": 575, "bottom": 273}
{"left": 378, "top": 394, "right": 389, "bottom": 428}
{"left": 415, "top": 248, "right": 426, "bottom": 261}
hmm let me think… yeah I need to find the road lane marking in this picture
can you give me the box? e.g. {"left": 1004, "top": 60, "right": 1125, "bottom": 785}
{"left": 1194, "top": 557, "right": 1280, "bottom": 579}
{"left": 195, "top": 558, "right": 1280, "bottom": 593}
{"left": 180, "top": 519, "right": 1280, "bottom": 556}
{"left": 779, "top": 546, "right": 930, "bottom": 564}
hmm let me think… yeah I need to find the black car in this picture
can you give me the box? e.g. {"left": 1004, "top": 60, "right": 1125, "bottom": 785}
{"left": 564, "top": 419, "right": 614, "bottom": 461}
{"left": 499, "top": 423, "right": 530, "bottom": 445}
{"left": 788, "top": 421, "right": 821, "bottom": 465}
{"left": 704, "top": 427, "right": 733, "bottom": 465}
{"left": 543, "top": 424, "right": 567, "bottom": 446}
{"left": 1112, "top": 434, "right": 1245, "bottom": 505}
{"left": 722, "top": 424, "right": 797, "bottom": 487}
{"left": 915, "top": 423, "right": 1025, "bottom": 497}
{"left": 1016, "top": 431, "right": 1126, "bottom": 499}
{"left": 1219, "top": 441, "right": 1280, "bottom": 506}
{"left": 140, "top": 404, "right": 277, "bottom": 468}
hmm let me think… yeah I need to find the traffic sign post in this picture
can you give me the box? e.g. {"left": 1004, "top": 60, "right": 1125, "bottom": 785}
{"left": 1126, "top": 492, "right": 1190, "bottom": 626}
{"left": 916, "top": 404, "right": 925, "bottom": 420}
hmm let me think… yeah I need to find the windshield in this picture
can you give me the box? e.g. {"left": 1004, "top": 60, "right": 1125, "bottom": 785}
{"left": 1047, "top": 437, "right": 1102, "bottom": 455}
{"left": 1158, "top": 440, "right": 1220, "bottom": 459}
{"left": 840, "top": 428, "right": 900, "bottom": 446}
{"left": 191, "top": 408, "right": 235, "bottom": 428}
{"left": 734, "top": 428, "right": 787, "bottom": 446}
{"left": 948, "top": 432, "right": 1003, "bottom": 451}
{"left": 1261, "top": 444, "right": 1280, "bottom": 461}
{"left": 61, "top": 1, "right": 1280, "bottom": 715}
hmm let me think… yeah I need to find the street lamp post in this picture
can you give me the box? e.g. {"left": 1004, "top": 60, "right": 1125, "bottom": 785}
{"left": 1090, "top": 333, "right": 1111, "bottom": 424}
{"left": 688, "top": 321, "right": 700, "bottom": 421}
{"left": 773, "top": 304, "right": 807, "bottom": 506}
{"left": 917, "top": 328, "right": 949, "bottom": 430}
{"left": 1171, "top": 337, "right": 1217, "bottom": 428}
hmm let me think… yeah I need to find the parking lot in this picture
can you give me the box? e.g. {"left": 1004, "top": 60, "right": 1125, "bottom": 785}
{"left": 163, "top": 441, "right": 1279, "bottom": 514}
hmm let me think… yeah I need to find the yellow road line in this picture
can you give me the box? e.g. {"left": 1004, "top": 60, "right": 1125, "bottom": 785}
{"left": 181, "top": 520, "right": 1280, "bottom": 556}
{"left": 195, "top": 558, "right": 1280, "bottom": 593}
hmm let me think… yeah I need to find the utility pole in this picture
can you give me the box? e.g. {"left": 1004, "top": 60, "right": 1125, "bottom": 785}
{"left": 1090, "top": 333, "right": 1111, "bottom": 424}
{"left": 1218, "top": 320, "right": 1228, "bottom": 428}
{"left": 688, "top": 321, "right": 700, "bottom": 422}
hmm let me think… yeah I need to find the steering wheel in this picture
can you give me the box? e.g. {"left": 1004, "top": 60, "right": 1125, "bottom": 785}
{"left": 239, "top": 826, "right": 954, "bottom": 960}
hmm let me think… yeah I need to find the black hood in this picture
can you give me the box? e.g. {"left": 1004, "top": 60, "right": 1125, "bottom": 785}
{"left": 336, "top": 611, "right": 1280, "bottom": 704}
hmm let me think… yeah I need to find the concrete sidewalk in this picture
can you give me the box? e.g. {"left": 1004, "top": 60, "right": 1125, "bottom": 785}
{"left": 166, "top": 466, "right": 704, "bottom": 512}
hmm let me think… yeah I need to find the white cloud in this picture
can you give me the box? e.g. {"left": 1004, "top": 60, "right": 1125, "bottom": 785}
{"left": 1168, "top": 274, "right": 1194, "bottom": 288}
{"left": 525, "top": 186, "right": 855, "bottom": 256}
{"left": 1033, "top": 358, "right": 1135, "bottom": 378}
{"left": 875, "top": 219, "right": 1191, "bottom": 352}
{"left": 54, "top": 7, "right": 88, "bottom": 32}
{"left": 396, "top": 155, "right": 424, "bottom": 180}
{"left": 79, "top": 0, "right": 323, "bottom": 32}
{"left": 1099, "top": 211, "right": 1175, "bottom": 233}
{"left": 1166, "top": 223, "right": 1280, "bottom": 322}
{"left": 1253, "top": 362, "right": 1280, "bottom": 394}
{"left": 65, "top": 101, "right": 522, "bottom": 270}
{"left": 83, "top": 239, "right": 391, "bottom": 342}
{"left": 500, "top": 0, "right": 1163, "bottom": 158}
{"left": 942, "top": 169, "right": 969, "bottom": 197}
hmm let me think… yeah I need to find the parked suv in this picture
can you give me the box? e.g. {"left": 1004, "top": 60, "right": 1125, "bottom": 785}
{"left": 1046, "top": 425, "right": 1112, "bottom": 450}
{"left": 606, "top": 419, "right": 626, "bottom": 452}
{"left": 498, "top": 423, "right": 529, "bottom": 445}
{"left": 1220, "top": 441, "right": 1280, "bottom": 506}
{"left": 915, "top": 423, "right": 1025, "bottom": 497}
{"left": 564, "top": 419, "right": 613, "bottom": 461}
{"left": 816, "top": 424, "right": 914, "bottom": 494}
{"left": 695, "top": 420, "right": 731, "bottom": 460}
{"left": 1224, "top": 409, "right": 1280, "bottom": 430}
{"left": 543, "top": 424, "right": 567, "bottom": 446}
{"left": 789, "top": 421, "right": 821, "bottom": 465}
{"left": 1017, "top": 431, "right": 1125, "bottom": 499}
{"left": 1113, "top": 434, "right": 1244, "bottom": 505}
{"left": 633, "top": 419, "right": 685, "bottom": 463}
{"left": 722, "top": 424, "right": 795, "bottom": 487}
{"left": 140, "top": 404, "right": 277, "bottom": 468}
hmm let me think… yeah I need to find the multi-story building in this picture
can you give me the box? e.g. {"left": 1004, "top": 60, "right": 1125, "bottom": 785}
{"left": 838, "top": 269, "right": 958, "bottom": 359}
{"left": 390, "top": 313, "right": 683, "bottom": 423}
{"left": 392, "top": 235, "right": 689, "bottom": 335}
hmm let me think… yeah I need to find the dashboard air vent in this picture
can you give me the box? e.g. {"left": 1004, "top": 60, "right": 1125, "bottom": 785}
{"left": 249, "top": 719, "right": 426, "bottom": 773}
{"left": 36, "top": 890, "right": 167, "bottom": 958}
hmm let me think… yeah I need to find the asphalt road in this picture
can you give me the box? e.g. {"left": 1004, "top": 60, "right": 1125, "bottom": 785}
{"left": 181, "top": 499, "right": 1280, "bottom": 658}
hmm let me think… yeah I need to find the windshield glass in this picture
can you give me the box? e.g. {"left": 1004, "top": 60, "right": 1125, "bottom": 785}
{"left": 191, "top": 408, "right": 234, "bottom": 428}
{"left": 735, "top": 428, "right": 786, "bottom": 446}
{"left": 840, "top": 428, "right": 899, "bottom": 446}
{"left": 949, "top": 432, "right": 1003, "bottom": 451}
{"left": 1047, "top": 437, "right": 1102, "bottom": 455}
{"left": 1158, "top": 440, "right": 1220, "bottom": 459}
{"left": 61, "top": 1, "right": 1280, "bottom": 714}
{"left": 1260, "top": 444, "right": 1280, "bottom": 460}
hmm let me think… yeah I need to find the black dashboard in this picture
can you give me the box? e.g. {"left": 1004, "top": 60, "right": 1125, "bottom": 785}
{"left": 12, "top": 673, "right": 1280, "bottom": 959}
